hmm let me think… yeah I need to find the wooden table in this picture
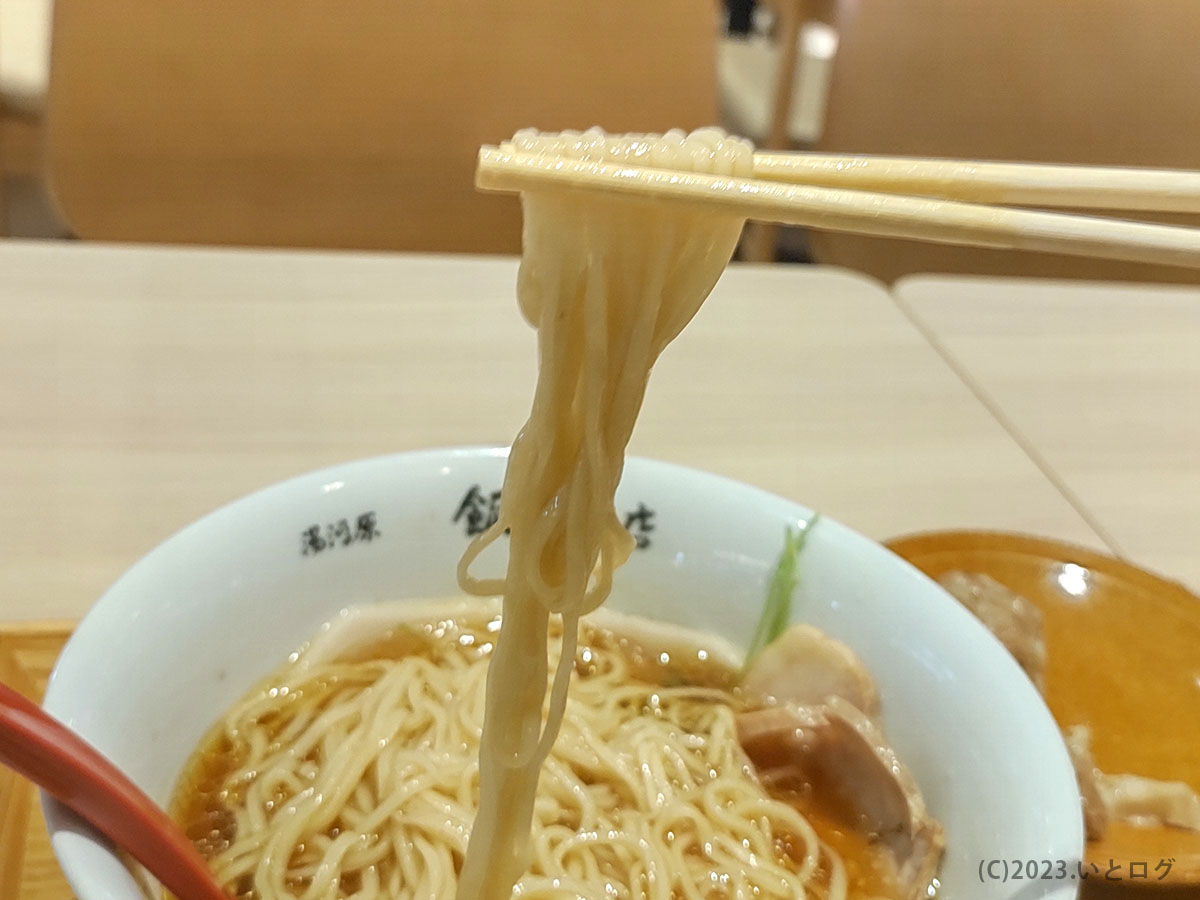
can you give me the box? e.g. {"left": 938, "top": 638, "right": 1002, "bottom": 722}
{"left": 0, "top": 241, "right": 1107, "bottom": 622}
{"left": 896, "top": 275, "right": 1200, "bottom": 591}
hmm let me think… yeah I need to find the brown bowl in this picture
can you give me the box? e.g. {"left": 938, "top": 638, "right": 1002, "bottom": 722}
{"left": 886, "top": 531, "right": 1200, "bottom": 893}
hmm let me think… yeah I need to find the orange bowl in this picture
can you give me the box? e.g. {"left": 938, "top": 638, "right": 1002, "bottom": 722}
{"left": 888, "top": 531, "right": 1200, "bottom": 891}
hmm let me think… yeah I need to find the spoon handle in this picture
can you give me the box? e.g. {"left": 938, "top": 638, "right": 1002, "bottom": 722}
{"left": 0, "top": 681, "right": 229, "bottom": 900}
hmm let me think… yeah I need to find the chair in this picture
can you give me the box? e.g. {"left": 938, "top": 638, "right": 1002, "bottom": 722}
{"left": 720, "top": 0, "right": 837, "bottom": 261}
{"left": 1, "top": 0, "right": 57, "bottom": 236}
{"left": 809, "top": 0, "right": 1200, "bottom": 283}
{"left": 44, "top": 0, "right": 718, "bottom": 253}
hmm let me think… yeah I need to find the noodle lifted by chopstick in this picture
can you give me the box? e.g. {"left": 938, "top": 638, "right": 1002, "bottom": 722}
{"left": 456, "top": 127, "right": 753, "bottom": 900}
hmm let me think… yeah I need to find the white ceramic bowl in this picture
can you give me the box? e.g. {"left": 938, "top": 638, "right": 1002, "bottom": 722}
{"left": 43, "top": 447, "right": 1083, "bottom": 900}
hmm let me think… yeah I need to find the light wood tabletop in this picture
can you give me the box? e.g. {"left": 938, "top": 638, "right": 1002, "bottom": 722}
{"left": 0, "top": 241, "right": 1107, "bottom": 621}
{"left": 895, "top": 274, "right": 1200, "bottom": 591}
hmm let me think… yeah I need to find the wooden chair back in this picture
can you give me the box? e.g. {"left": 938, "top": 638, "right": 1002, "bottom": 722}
{"left": 45, "top": 0, "right": 718, "bottom": 253}
{"left": 810, "top": 0, "right": 1200, "bottom": 283}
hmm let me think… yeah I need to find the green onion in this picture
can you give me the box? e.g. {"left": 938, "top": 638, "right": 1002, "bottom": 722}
{"left": 742, "top": 515, "right": 819, "bottom": 671}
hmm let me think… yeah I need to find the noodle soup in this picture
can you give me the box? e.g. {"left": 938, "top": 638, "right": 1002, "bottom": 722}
{"left": 170, "top": 602, "right": 902, "bottom": 900}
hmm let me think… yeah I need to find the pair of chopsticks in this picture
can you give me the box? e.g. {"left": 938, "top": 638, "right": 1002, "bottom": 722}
{"left": 476, "top": 146, "right": 1200, "bottom": 269}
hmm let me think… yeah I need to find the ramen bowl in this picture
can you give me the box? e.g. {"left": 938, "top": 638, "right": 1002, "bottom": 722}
{"left": 43, "top": 447, "right": 1084, "bottom": 900}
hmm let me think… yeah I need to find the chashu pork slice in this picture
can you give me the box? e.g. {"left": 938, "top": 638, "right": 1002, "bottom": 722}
{"left": 741, "top": 623, "right": 880, "bottom": 716}
{"left": 736, "top": 696, "right": 944, "bottom": 900}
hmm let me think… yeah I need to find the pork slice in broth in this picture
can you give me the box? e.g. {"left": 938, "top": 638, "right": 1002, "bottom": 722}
{"left": 1101, "top": 773, "right": 1200, "bottom": 830}
{"left": 1063, "top": 725, "right": 1111, "bottom": 840}
{"left": 736, "top": 697, "right": 944, "bottom": 900}
{"left": 1067, "top": 725, "right": 1200, "bottom": 835}
{"left": 742, "top": 624, "right": 880, "bottom": 716}
{"left": 937, "top": 571, "right": 1047, "bottom": 691}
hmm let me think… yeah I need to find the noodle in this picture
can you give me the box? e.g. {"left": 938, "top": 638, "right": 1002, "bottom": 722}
{"left": 170, "top": 128, "right": 907, "bottom": 900}
{"left": 177, "top": 606, "right": 850, "bottom": 900}
{"left": 455, "top": 128, "right": 752, "bottom": 900}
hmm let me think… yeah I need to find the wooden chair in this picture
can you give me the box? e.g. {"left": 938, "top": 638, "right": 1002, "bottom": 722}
{"left": 1, "top": 0, "right": 48, "bottom": 236}
{"left": 809, "top": 0, "right": 1200, "bottom": 283}
{"left": 44, "top": 0, "right": 718, "bottom": 254}
{"left": 730, "top": 0, "right": 837, "bottom": 261}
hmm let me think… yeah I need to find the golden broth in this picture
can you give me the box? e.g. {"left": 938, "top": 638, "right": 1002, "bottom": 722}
{"left": 170, "top": 610, "right": 901, "bottom": 900}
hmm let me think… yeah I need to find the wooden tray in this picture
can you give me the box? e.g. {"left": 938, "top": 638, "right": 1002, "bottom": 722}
{"left": 1, "top": 621, "right": 76, "bottom": 900}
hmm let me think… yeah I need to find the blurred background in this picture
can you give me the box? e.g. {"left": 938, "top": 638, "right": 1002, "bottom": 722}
{"left": 4, "top": 0, "right": 1200, "bottom": 282}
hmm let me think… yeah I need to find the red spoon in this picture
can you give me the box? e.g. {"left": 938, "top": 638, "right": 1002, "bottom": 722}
{"left": 0, "top": 680, "right": 230, "bottom": 900}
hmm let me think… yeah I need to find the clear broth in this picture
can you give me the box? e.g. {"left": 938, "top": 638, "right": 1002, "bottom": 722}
{"left": 170, "top": 611, "right": 900, "bottom": 900}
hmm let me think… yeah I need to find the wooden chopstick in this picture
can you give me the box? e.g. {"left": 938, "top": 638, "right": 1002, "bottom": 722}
{"left": 476, "top": 146, "right": 1200, "bottom": 270}
{"left": 752, "top": 153, "right": 1200, "bottom": 214}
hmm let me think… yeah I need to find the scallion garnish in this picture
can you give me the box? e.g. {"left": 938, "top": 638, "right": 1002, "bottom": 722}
{"left": 742, "top": 515, "right": 819, "bottom": 671}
